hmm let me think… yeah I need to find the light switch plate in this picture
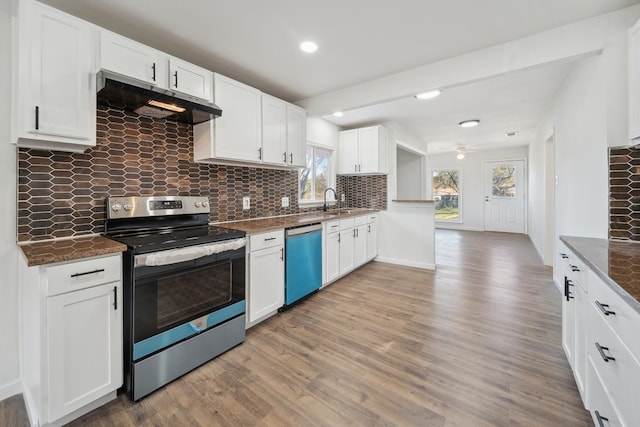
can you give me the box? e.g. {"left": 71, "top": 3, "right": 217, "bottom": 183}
{"left": 281, "top": 197, "right": 289, "bottom": 207}
{"left": 242, "top": 196, "right": 250, "bottom": 210}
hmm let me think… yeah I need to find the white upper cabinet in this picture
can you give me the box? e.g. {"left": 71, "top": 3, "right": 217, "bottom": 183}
{"left": 99, "top": 29, "right": 165, "bottom": 86}
{"left": 14, "top": 1, "right": 96, "bottom": 152}
{"left": 262, "top": 94, "right": 288, "bottom": 165}
{"left": 194, "top": 73, "right": 263, "bottom": 164}
{"left": 167, "top": 56, "right": 213, "bottom": 102}
{"left": 338, "top": 125, "right": 387, "bottom": 174}
{"left": 629, "top": 18, "right": 640, "bottom": 142}
{"left": 286, "top": 103, "right": 307, "bottom": 167}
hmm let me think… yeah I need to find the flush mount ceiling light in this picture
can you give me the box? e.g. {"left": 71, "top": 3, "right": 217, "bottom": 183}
{"left": 459, "top": 119, "right": 480, "bottom": 128}
{"left": 333, "top": 111, "right": 344, "bottom": 117}
{"left": 415, "top": 89, "right": 441, "bottom": 100}
{"left": 456, "top": 147, "right": 466, "bottom": 160}
{"left": 506, "top": 131, "right": 518, "bottom": 137}
{"left": 300, "top": 41, "right": 318, "bottom": 53}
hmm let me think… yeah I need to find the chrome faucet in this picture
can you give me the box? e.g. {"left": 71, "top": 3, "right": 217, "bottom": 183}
{"left": 323, "top": 187, "right": 337, "bottom": 211}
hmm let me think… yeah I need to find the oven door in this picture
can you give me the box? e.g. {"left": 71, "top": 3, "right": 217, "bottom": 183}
{"left": 131, "top": 244, "right": 245, "bottom": 361}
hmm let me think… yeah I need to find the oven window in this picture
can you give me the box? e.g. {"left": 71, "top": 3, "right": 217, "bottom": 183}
{"left": 156, "top": 262, "right": 232, "bottom": 329}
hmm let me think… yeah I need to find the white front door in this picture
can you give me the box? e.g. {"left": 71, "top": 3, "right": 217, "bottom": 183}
{"left": 484, "top": 160, "right": 525, "bottom": 233}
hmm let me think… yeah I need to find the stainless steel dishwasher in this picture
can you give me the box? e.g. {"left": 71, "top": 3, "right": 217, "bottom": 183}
{"left": 282, "top": 223, "right": 323, "bottom": 308}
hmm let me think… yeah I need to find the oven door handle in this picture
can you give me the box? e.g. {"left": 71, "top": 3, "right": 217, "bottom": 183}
{"left": 135, "top": 238, "right": 246, "bottom": 267}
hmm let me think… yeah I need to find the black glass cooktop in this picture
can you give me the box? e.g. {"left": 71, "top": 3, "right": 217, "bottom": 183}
{"left": 109, "top": 225, "right": 245, "bottom": 254}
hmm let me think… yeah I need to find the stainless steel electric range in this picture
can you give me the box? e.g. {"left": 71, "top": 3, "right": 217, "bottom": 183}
{"left": 105, "top": 195, "right": 246, "bottom": 401}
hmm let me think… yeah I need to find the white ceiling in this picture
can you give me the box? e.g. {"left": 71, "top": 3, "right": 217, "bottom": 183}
{"left": 40, "top": 0, "right": 640, "bottom": 154}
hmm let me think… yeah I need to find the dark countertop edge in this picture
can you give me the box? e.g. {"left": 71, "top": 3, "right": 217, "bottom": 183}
{"left": 560, "top": 235, "right": 640, "bottom": 315}
{"left": 19, "top": 235, "right": 127, "bottom": 267}
{"left": 391, "top": 199, "right": 435, "bottom": 203}
{"left": 215, "top": 209, "right": 379, "bottom": 234}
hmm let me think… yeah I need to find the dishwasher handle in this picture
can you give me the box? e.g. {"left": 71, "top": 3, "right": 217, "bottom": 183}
{"left": 286, "top": 223, "right": 323, "bottom": 237}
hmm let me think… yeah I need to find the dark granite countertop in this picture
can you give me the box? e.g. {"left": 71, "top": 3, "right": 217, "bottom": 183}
{"left": 216, "top": 209, "right": 377, "bottom": 234}
{"left": 19, "top": 235, "right": 127, "bottom": 267}
{"left": 560, "top": 236, "right": 640, "bottom": 314}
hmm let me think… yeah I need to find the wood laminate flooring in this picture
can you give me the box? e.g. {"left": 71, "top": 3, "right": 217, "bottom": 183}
{"left": 5, "top": 230, "right": 592, "bottom": 426}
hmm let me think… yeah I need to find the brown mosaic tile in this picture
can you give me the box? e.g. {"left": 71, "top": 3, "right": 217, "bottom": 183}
{"left": 609, "top": 146, "right": 640, "bottom": 242}
{"left": 336, "top": 174, "right": 387, "bottom": 211}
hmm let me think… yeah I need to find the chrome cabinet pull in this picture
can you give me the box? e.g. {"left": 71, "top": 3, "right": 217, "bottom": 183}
{"left": 595, "top": 343, "right": 615, "bottom": 362}
{"left": 595, "top": 301, "right": 616, "bottom": 316}
{"left": 280, "top": 247, "right": 284, "bottom": 261}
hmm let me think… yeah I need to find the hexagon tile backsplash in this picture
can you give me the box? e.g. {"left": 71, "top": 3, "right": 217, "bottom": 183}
{"left": 17, "top": 106, "right": 387, "bottom": 242}
{"left": 609, "top": 146, "right": 640, "bottom": 242}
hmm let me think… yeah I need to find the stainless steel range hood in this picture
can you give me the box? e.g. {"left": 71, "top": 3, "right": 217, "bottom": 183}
{"left": 97, "top": 70, "right": 222, "bottom": 124}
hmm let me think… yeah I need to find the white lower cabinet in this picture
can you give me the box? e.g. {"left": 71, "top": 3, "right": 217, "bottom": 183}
{"left": 323, "top": 214, "right": 377, "bottom": 286}
{"left": 559, "top": 239, "right": 640, "bottom": 426}
{"left": 20, "top": 253, "right": 123, "bottom": 426}
{"left": 247, "top": 229, "right": 284, "bottom": 326}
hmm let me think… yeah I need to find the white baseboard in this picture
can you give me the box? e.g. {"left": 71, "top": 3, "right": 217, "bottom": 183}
{"left": 375, "top": 257, "right": 435, "bottom": 270}
{"left": 435, "top": 224, "right": 484, "bottom": 232}
{"left": 0, "top": 378, "right": 22, "bottom": 401}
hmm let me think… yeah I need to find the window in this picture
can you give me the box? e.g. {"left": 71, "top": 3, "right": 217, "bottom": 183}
{"left": 432, "top": 169, "right": 460, "bottom": 221}
{"left": 491, "top": 165, "right": 516, "bottom": 197}
{"left": 300, "top": 145, "right": 333, "bottom": 202}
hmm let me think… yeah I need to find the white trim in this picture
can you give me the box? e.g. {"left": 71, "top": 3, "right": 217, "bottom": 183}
{"left": 435, "top": 225, "right": 484, "bottom": 232}
{"left": 374, "top": 257, "right": 435, "bottom": 270}
{"left": 0, "top": 379, "right": 22, "bottom": 401}
{"left": 396, "top": 140, "right": 426, "bottom": 157}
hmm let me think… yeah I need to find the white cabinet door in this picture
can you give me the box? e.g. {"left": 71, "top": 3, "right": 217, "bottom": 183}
{"left": 17, "top": 2, "right": 96, "bottom": 150}
{"left": 358, "top": 126, "right": 380, "bottom": 173}
{"left": 339, "top": 229, "right": 355, "bottom": 275}
{"left": 46, "top": 281, "right": 122, "bottom": 422}
{"left": 286, "top": 103, "right": 307, "bottom": 167}
{"left": 261, "top": 94, "right": 288, "bottom": 165}
{"left": 212, "top": 74, "right": 263, "bottom": 162}
{"left": 366, "top": 222, "right": 378, "bottom": 261}
{"left": 562, "top": 275, "right": 576, "bottom": 369}
{"left": 100, "top": 29, "right": 164, "bottom": 86}
{"left": 629, "top": 19, "right": 640, "bottom": 142}
{"left": 353, "top": 224, "right": 368, "bottom": 268}
{"left": 168, "top": 57, "right": 213, "bottom": 102}
{"left": 248, "top": 245, "right": 284, "bottom": 323}
{"left": 574, "top": 281, "right": 587, "bottom": 397}
{"left": 338, "top": 129, "right": 359, "bottom": 174}
{"left": 324, "top": 231, "right": 340, "bottom": 285}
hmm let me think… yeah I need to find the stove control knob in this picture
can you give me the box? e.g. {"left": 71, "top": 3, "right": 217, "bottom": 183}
{"left": 123, "top": 203, "right": 133, "bottom": 211}
{"left": 202, "top": 200, "right": 209, "bottom": 207}
{"left": 111, "top": 203, "right": 122, "bottom": 212}
{"left": 195, "top": 201, "right": 202, "bottom": 208}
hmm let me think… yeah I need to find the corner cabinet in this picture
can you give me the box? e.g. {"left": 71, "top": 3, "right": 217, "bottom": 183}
{"left": 13, "top": 1, "right": 96, "bottom": 152}
{"left": 20, "top": 253, "right": 123, "bottom": 426}
{"left": 629, "top": 18, "right": 640, "bottom": 142}
{"left": 247, "top": 230, "right": 285, "bottom": 327}
{"left": 338, "top": 125, "right": 387, "bottom": 174}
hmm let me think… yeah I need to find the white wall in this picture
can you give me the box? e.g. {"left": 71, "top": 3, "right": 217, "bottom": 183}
{"left": 0, "top": 0, "right": 21, "bottom": 400}
{"left": 306, "top": 117, "right": 339, "bottom": 149}
{"left": 383, "top": 121, "right": 428, "bottom": 202}
{"left": 396, "top": 148, "right": 422, "bottom": 199}
{"left": 428, "top": 146, "right": 528, "bottom": 232}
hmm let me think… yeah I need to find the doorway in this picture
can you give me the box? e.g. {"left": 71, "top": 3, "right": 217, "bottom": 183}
{"left": 544, "top": 134, "right": 555, "bottom": 266}
{"left": 396, "top": 142, "right": 426, "bottom": 199}
{"left": 483, "top": 159, "right": 526, "bottom": 233}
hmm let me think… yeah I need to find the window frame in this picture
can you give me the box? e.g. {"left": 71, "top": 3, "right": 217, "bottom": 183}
{"left": 299, "top": 144, "right": 335, "bottom": 206}
{"left": 431, "top": 168, "right": 462, "bottom": 223}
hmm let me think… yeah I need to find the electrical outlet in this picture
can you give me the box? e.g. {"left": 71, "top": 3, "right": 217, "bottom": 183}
{"left": 281, "top": 196, "right": 290, "bottom": 208}
{"left": 341, "top": 194, "right": 345, "bottom": 202}
{"left": 242, "top": 196, "right": 250, "bottom": 210}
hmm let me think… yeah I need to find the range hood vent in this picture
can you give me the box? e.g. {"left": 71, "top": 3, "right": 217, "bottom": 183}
{"left": 97, "top": 70, "right": 222, "bottom": 125}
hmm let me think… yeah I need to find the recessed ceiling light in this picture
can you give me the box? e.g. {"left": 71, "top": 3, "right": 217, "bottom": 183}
{"left": 300, "top": 41, "right": 318, "bottom": 53}
{"left": 459, "top": 119, "right": 480, "bottom": 128}
{"left": 506, "top": 131, "right": 518, "bottom": 137}
{"left": 333, "top": 111, "right": 344, "bottom": 117}
{"left": 415, "top": 90, "right": 441, "bottom": 100}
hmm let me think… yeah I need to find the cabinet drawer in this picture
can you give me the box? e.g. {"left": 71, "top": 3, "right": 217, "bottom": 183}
{"left": 354, "top": 215, "right": 367, "bottom": 226}
{"left": 249, "top": 229, "right": 284, "bottom": 251}
{"left": 588, "top": 269, "right": 640, "bottom": 360}
{"left": 587, "top": 357, "right": 622, "bottom": 427}
{"left": 367, "top": 213, "right": 378, "bottom": 223}
{"left": 588, "top": 299, "right": 640, "bottom": 427}
{"left": 325, "top": 220, "right": 340, "bottom": 234}
{"left": 47, "top": 254, "right": 121, "bottom": 297}
{"left": 339, "top": 218, "right": 355, "bottom": 230}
